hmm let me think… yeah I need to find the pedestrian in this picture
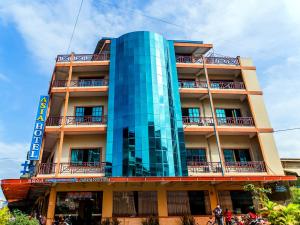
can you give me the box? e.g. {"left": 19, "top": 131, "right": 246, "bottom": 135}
{"left": 224, "top": 208, "right": 232, "bottom": 225}
{"left": 213, "top": 204, "right": 224, "bottom": 225}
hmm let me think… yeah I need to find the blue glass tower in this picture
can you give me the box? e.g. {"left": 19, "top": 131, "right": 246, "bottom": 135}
{"left": 106, "top": 31, "right": 187, "bottom": 177}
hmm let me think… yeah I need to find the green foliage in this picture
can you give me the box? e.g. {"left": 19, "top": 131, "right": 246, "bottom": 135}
{"left": 180, "top": 215, "right": 195, "bottom": 225}
{"left": 244, "top": 184, "right": 300, "bottom": 225}
{"left": 141, "top": 216, "right": 159, "bottom": 225}
{"left": 7, "top": 210, "right": 39, "bottom": 225}
{"left": 290, "top": 187, "right": 300, "bottom": 204}
{"left": 0, "top": 207, "right": 11, "bottom": 225}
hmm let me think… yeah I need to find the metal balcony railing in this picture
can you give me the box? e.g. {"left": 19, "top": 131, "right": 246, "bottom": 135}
{"left": 176, "top": 55, "right": 239, "bottom": 66}
{"left": 182, "top": 116, "right": 214, "bottom": 126}
{"left": 178, "top": 80, "right": 208, "bottom": 88}
{"left": 56, "top": 53, "right": 110, "bottom": 62}
{"left": 225, "top": 161, "right": 266, "bottom": 173}
{"left": 217, "top": 117, "right": 254, "bottom": 126}
{"left": 38, "top": 162, "right": 106, "bottom": 175}
{"left": 210, "top": 81, "right": 245, "bottom": 89}
{"left": 52, "top": 79, "right": 108, "bottom": 88}
{"left": 46, "top": 116, "right": 107, "bottom": 126}
{"left": 188, "top": 162, "right": 222, "bottom": 173}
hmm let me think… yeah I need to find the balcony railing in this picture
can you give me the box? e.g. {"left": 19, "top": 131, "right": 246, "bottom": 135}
{"left": 38, "top": 162, "right": 106, "bottom": 175}
{"left": 178, "top": 80, "right": 207, "bottom": 88}
{"left": 46, "top": 116, "right": 107, "bottom": 126}
{"left": 56, "top": 53, "right": 110, "bottom": 62}
{"left": 176, "top": 55, "right": 239, "bottom": 66}
{"left": 188, "top": 162, "right": 222, "bottom": 173}
{"left": 225, "top": 161, "right": 266, "bottom": 173}
{"left": 210, "top": 81, "right": 245, "bottom": 89}
{"left": 182, "top": 116, "right": 214, "bottom": 126}
{"left": 52, "top": 79, "right": 108, "bottom": 88}
{"left": 217, "top": 117, "right": 254, "bottom": 126}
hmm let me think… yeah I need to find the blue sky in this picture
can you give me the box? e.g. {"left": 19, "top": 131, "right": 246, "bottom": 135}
{"left": 0, "top": 0, "right": 300, "bottom": 200}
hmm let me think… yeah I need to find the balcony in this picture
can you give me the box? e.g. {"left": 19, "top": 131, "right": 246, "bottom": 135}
{"left": 38, "top": 162, "right": 106, "bottom": 175}
{"left": 56, "top": 53, "right": 110, "bottom": 63}
{"left": 46, "top": 116, "right": 107, "bottom": 126}
{"left": 176, "top": 55, "right": 239, "bottom": 66}
{"left": 188, "top": 161, "right": 266, "bottom": 175}
{"left": 52, "top": 79, "right": 109, "bottom": 88}
{"left": 182, "top": 116, "right": 214, "bottom": 126}
{"left": 210, "top": 81, "right": 245, "bottom": 89}
{"left": 178, "top": 80, "right": 207, "bottom": 88}
{"left": 217, "top": 117, "right": 254, "bottom": 126}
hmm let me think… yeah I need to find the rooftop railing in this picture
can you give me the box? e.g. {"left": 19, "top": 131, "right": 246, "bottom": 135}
{"left": 178, "top": 80, "right": 208, "bottom": 88}
{"left": 210, "top": 81, "right": 245, "bottom": 89}
{"left": 56, "top": 53, "right": 110, "bottom": 62}
{"left": 38, "top": 162, "right": 106, "bottom": 175}
{"left": 216, "top": 117, "right": 254, "bottom": 126}
{"left": 46, "top": 116, "right": 107, "bottom": 126}
{"left": 176, "top": 55, "right": 239, "bottom": 66}
{"left": 182, "top": 116, "right": 214, "bottom": 126}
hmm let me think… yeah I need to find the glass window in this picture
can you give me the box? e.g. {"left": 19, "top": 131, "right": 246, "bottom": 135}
{"left": 230, "top": 191, "right": 253, "bottom": 214}
{"left": 113, "top": 191, "right": 158, "bottom": 217}
{"left": 75, "top": 106, "right": 103, "bottom": 123}
{"left": 186, "top": 149, "right": 207, "bottom": 165}
{"left": 71, "top": 148, "right": 101, "bottom": 164}
{"left": 224, "top": 149, "right": 251, "bottom": 162}
{"left": 224, "top": 149, "right": 235, "bottom": 162}
{"left": 182, "top": 108, "right": 200, "bottom": 123}
{"left": 167, "top": 191, "right": 211, "bottom": 216}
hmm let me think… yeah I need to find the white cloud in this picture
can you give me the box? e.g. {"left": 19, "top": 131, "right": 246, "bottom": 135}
{"left": 0, "top": 0, "right": 299, "bottom": 160}
{"left": 0, "top": 73, "right": 9, "bottom": 82}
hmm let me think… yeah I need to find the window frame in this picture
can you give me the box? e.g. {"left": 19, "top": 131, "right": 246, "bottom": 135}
{"left": 186, "top": 147, "right": 208, "bottom": 165}
{"left": 69, "top": 147, "right": 102, "bottom": 164}
{"left": 222, "top": 148, "right": 253, "bottom": 163}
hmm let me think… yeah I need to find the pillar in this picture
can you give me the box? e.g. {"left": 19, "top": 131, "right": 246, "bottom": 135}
{"left": 209, "top": 186, "right": 218, "bottom": 212}
{"left": 46, "top": 187, "right": 56, "bottom": 225}
{"left": 157, "top": 189, "right": 168, "bottom": 217}
{"left": 102, "top": 188, "right": 113, "bottom": 219}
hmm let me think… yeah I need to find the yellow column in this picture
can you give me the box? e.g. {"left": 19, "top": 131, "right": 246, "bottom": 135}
{"left": 46, "top": 187, "right": 57, "bottom": 225}
{"left": 209, "top": 186, "right": 218, "bottom": 212}
{"left": 102, "top": 188, "right": 113, "bottom": 219}
{"left": 157, "top": 189, "right": 168, "bottom": 217}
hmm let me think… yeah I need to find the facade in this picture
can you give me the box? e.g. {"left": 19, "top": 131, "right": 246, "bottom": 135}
{"left": 1, "top": 31, "right": 296, "bottom": 225}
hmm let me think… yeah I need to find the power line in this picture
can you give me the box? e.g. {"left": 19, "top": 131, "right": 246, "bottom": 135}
{"left": 273, "top": 127, "right": 300, "bottom": 133}
{"left": 97, "top": 0, "right": 185, "bottom": 29}
{"left": 66, "top": 0, "right": 84, "bottom": 53}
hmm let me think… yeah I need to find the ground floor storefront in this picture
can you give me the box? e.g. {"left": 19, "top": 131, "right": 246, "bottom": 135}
{"left": 43, "top": 182, "right": 257, "bottom": 225}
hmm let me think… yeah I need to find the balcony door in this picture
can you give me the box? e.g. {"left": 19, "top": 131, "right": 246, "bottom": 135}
{"left": 75, "top": 106, "right": 103, "bottom": 123}
{"left": 216, "top": 108, "right": 241, "bottom": 125}
{"left": 71, "top": 148, "right": 101, "bottom": 165}
{"left": 182, "top": 108, "right": 200, "bottom": 123}
{"left": 223, "top": 149, "right": 251, "bottom": 162}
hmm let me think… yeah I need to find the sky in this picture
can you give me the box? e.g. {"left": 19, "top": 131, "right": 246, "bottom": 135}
{"left": 0, "top": 0, "right": 300, "bottom": 200}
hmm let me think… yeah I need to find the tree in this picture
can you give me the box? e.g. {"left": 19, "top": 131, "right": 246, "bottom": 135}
{"left": 7, "top": 210, "right": 39, "bottom": 225}
{"left": 0, "top": 207, "right": 11, "bottom": 225}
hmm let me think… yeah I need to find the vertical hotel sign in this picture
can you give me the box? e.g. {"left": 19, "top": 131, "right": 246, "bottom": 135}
{"left": 28, "top": 96, "right": 49, "bottom": 160}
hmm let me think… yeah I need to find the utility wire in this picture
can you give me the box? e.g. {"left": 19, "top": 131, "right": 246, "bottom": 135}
{"left": 97, "top": 0, "right": 185, "bottom": 29}
{"left": 273, "top": 127, "right": 300, "bottom": 133}
{"left": 66, "top": 0, "right": 84, "bottom": 53}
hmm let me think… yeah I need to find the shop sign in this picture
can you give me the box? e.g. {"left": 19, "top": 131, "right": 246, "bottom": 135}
{"left": 30, "top": 177, "right": 109, "bottom": 184}
{"left": 28, "top": 96, "right": 49, "bottom": 160}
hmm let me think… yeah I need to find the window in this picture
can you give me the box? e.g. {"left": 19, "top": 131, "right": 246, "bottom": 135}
{"left": 223, "top": 149, "right": 251, "bottom": 162}
{"left": 71, "top": 148, "right": 101, "bottom": 164}
{"left": 230, "top": 191, "right": 253, "bottom": 214}
{"left": 75, "top": 106, "right": 103, "bottom": 123}
{"left": 113, "top": 191, "right": 158, "bottom": 217}
{"left": 186, "top": 149, "right": 207, "bottom": 165}
{"left": 182, "top": 108, "right": 200, "bottom": 123}
{"left": 167, "top": 191, "right": 211, "bottom": 216}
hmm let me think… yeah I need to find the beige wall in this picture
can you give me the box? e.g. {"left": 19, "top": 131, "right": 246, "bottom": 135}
{"left": 258, "top": 133, "right": 284, "bottom": 175}
{"left": 181, "top": 98, "right": 212, "bottom": 117}
{"left": 54, "top": 134, "right": 106, "bottom": 163}
{"left": 242, "top": 70, "right": 261, "bottom": 91}
{"left": 60, "top": 96, "right": 108, "bottom": 117}
{"left": 239, "top": 57, "right": 254, "bottom": 67}
{"left": 248, "top": 95, "right": 271, "bottom": 128}
{"left": 213, "top": 99, "right": 252, "bottom": 117}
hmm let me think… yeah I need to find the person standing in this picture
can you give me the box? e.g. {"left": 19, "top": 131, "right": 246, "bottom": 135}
{"left": 213, "top": 204, "right": 224, "bottom": 225}
{"left": 224, "top": 208, "right": 232, "bottom": 225}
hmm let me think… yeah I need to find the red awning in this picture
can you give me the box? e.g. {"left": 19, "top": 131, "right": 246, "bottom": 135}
{"left": 1, "top": 175, "right": 296, "bottom": 202}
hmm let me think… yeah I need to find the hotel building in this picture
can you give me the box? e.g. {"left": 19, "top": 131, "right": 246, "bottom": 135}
{"left": 1, "top": 31, "right": 296, "bottom": 225}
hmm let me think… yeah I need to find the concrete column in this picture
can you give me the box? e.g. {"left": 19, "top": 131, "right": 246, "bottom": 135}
{"left": 209, "top": 186, "right": 218, "bottom": 212}
{"left": 102, "top": 188, "right": 113, "bottom": 219}
{"left": 46, "top": 187, "right": 57, "bottom": 225}
{"left": 157, "top": 189, "right": 168, "bottom": 217}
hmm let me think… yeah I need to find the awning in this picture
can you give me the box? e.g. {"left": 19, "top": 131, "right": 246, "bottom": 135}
{"left": 1, "top": 175, "right": 296, "bottom": 202}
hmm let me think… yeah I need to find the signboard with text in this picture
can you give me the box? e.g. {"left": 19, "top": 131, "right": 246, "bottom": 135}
{"left": 28, "top": 96, "right": 49, "bottom": 160}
